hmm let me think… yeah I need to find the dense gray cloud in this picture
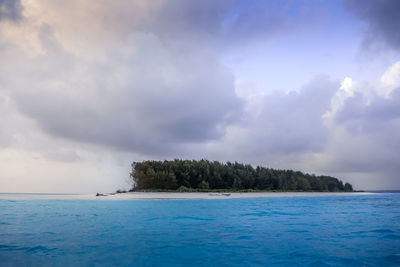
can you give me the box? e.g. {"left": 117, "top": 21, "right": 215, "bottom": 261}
{"left": 152, "top": 0, "right": 235, "bottom": 43}
{"left": 333, "top": 88, "right": 400, "bottom": 172}
{"left": 336, "top": 89, "right": 400, "bottom": 135}
{"left": 245, "top": 76, "right": 338, "bottom": 156}
{"left": 150, "top": 0, "right": 291, "bottom": 46}
{"left": 6, "top": 28, "right": 242, "bottom": 156}
{"left": 204, "top": 76, "right": 339, "bottom": 166}
{"left": 0, "top": 0, "right": 22, "bottom": 22}
{"left": 35, "top": 0, "right": 290, "bottom": 48}
{"left": 1, "top": 0, "right": 297, "bottom": 156}
{"left": 346, "top": 0, "right": 400, "bottom": 50}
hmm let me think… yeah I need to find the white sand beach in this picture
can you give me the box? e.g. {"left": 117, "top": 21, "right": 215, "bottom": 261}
{"left": 0, "top": 192, "right": 373, "bottom": 200}
{"left": 101, "top": 192, "right": 373, "bottom": 199}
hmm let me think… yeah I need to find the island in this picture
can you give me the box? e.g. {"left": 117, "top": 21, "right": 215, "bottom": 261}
{"left": 130, "top": 159, "right": 354, "bottom": 192}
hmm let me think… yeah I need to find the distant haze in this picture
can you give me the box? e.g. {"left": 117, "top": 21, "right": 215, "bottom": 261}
{"left": 0, "top": 0, "right": 399, "bottom": 193}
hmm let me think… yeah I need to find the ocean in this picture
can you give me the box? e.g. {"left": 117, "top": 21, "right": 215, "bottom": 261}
{"left": 1, "top": 193, "right": 399, "bottom": 266}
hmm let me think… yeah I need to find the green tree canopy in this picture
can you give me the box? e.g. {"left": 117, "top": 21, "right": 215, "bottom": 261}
{"left": 130, "top": 159, "right": 354, "bottom": 192}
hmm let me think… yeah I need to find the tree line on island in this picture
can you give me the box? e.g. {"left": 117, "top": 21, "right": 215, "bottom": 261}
{"left": 130, "top": 159, "right": 354, "bottom": 192}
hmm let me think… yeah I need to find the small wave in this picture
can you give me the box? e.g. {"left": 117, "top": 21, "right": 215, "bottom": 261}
{"left": 371, "top": 229, "right": 395, "bottom": 234}
{"left": 236, "top": 235, "right": 253, "bottom": 240}
{"left": 43, "top": 231, "right": 55, "bottom": 235}
{"left": 241, "top": 211, "right": 270, "bottom": 216}
{"left": 349, "top": 229, "right": 395, "bottom": 235}
{"left": 271, "top": 211, "right": 297, "bottom": 216}
{"left": 146, "top": 217, "right": 167, "bottom": 222}
{"left": 0, "top": 244, "right": 23, "bottom": 251}
{"left": 27, "top": 246, "right": 49, "bottom": 253}
{"left": 172, "top": 216, "right": 214, "bottom": 221}
{"left": 286, "top": 229, "right": 309, "bottom": 233}
{"left": 0, "top": 244, "right": 56, "bottom": 254}
{"left": 26, "top": 245, "right": 57, "bottom": 254}
{"left": 384, "top": 234, "right": 400, "bottom": 240}
{"left": 385, "top": 254, "right": 400, "bottom": 263}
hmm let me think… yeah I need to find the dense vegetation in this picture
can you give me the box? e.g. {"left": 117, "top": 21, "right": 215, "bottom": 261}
{"left": 130, "top": 159, "right": 354, "bottom": 192}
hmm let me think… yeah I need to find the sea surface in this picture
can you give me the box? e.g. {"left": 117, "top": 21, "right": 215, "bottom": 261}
{"left": 0, "top": 193, "right": 399, "bottom": 266}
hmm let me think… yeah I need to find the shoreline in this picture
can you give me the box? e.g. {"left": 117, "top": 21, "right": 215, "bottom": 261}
{"left": 0, "top": 192, "right": 374, "bottom": 200}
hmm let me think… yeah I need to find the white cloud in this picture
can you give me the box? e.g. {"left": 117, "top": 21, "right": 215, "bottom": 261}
{"left": 323, "top": 77, "right": 355, "bottom": 127}
{"left": 380, "top": 61, "right": 400, "bottom": 97}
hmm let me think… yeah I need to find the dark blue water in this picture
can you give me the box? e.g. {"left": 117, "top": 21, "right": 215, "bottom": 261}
{"left": 1, "top": 194, "right": 400, "bottom": 266}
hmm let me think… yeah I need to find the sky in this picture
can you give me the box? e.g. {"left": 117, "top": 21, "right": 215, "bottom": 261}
{"left": 0, "top": 0, "right": 399, "bottom": 193}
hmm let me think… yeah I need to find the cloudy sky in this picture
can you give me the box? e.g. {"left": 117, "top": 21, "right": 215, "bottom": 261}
{"left": 1, "top": 0, "right": 399, "bottom": 193}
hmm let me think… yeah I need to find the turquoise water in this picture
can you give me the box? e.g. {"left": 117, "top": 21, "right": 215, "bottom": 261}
{"left": 1, "top": 194, "right": 400, "bottom": 266}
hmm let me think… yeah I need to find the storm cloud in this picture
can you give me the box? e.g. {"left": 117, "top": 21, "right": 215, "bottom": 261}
{"left": 333, "top": 80, "right": 400, "bottom": 176}
{"left": 0, "top": 0, "right": 23, "bottom": 22}
{"left": 346, "top": 0, "right": 400, "bottom": 50}
{"left": 1, "top": 0, "right": 298, "bottom": 156}
{"left": 7, "top": 33, "right": 242, "bottom": 155}
{"left": 227, "top": 76, "right": 339, "bottom": 160}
